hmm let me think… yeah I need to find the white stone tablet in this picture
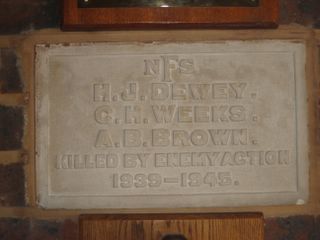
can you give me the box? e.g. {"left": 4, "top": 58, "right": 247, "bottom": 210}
{"left": 35, "top": 41, "right": 308, "bottom": 209}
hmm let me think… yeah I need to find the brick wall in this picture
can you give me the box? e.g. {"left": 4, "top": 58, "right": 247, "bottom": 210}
{"left": 0, "top": 0, "right": 319, "bottom": 239}
{"left": 0, "top": 218, "right": 78, "bottom": 240}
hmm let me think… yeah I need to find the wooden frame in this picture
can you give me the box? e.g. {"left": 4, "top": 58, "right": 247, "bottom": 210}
{"left": 62, "top": 0, "right": 279, "bottom": 30}
{"left": 80, "top": 213, "right": 264, "bottom": 240}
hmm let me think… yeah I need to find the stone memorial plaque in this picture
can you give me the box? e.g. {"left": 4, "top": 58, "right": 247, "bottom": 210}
{"left": 36, "top": 41, "right": 308, "bottom": 209}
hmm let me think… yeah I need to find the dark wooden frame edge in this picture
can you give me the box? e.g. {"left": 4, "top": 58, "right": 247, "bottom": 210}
{"left": 62, "top": 0, "right": 279, "bottom": 30}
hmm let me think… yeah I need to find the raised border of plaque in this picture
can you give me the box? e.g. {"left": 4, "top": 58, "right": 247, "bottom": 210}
{"left": 35, "top": 40, "right": 308, "bottom": 209}
{"left": 62, "top": 0, "right": 279, "bottom": 30}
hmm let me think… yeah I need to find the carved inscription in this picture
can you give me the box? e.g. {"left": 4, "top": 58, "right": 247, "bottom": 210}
{"left": 36, "top": 42, "right": 308, "bottom": 208}
{"left": 54, "top": 54, "right": 291, "bottom": 190}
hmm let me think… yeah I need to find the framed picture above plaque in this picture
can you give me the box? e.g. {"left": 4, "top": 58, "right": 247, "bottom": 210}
{"left": 62, "top": 0, "right": 279, "bottom": 30}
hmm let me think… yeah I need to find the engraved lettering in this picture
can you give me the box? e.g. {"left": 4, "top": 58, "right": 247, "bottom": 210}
{"left": 188, "top": 172, "right": 201, "bottom": 186}
{"left": 181, "top": 172, "right": 233, "bottom": 187}
{"left": 191, "top": 152, "right": 208, "bottom": 166}
{"left": 125, "top": 105, "right": 141, "bottom": 124}
{"left": 56, "top": 154, "right": 119, "bottom": 169}
{"left": 180, "top": 153, "right": 192, "bottom": 167}
{"left": 121, "top": 83, "right": 137, "bottom": 101}
{"left": 212, "top": 105, "right": 229, "bottom": 122}
{"left": 194, "top": 106, "right": 210, "bottom": 122}
{"left": 148, "top": 174, "right": 162, "bottom": 187}
{"left": 152, "top": 129, "right": 170, "bottom": 146}
{"left": 113, "top": 173, "right": 162, "bottom": 188}
{"left": 96, "top": 154, "right": 106, "bottom": 168}
{"left": 95, "top": 105, "right": 113, "bottom": 124}
{"left": 123, "top": 154, "right": 138, "bottom": 168}
{"left": 161, "top": 55, "right": 179, "bottom": 82}
{"left": 212, "top": 83, "right": 247, "bottom": 99}
{"left": 229, "top": 105, "right": 246, "bottom": 122}
{"left": 152, "top": 105, "right": 176, "bottom": 123}
{"left": 151, "top": 150, "right": 290, "bottom": 168}
{"left": 149, "top": 104, "right": 246, "bottom": 123}
{"left": 39, "top": 43, "right": 304, "bottom": 207}
{"left": 144, "top": 59, "right": 160, "bottom": 76}
{"left": 209, "top": 129, "right": 231, "bottom": 145}
{"left": 167, "top": 153, "right": 180, "bottom": 167}
{"left": 149, "top": 83, "right": 247, "bottom": 101}
{"left": 138, "top": 153, "right": 150, "bottom": 168}
{"left": 155, "top": 153, "right": 167, "bottom": 167}
{"left": 218, "top": 172, "right": 233, "bottom": 186}
{"left": 86, "top": 155, "right": 97, "bottom": 168}
{"left": 209, "top": 129, "right": 248, "bottom": 146}
{"left": 94, "top": 84, "right": 110, "bottom": 102}
{"left": 152, "top": 83, "right": 169, "bottom": 100}
{"left": 233, "top": 151, "right": 247, "bottom": 165}
{"left": 190, "top": 129, "right": 209, "bottom": 146}
{"left": 265, "top": 151, "right": 277, "bottom": 165}
{"left": 232, "top": 129, "right": 248, "bottom": 145}
{"left": 173, "top": 130, "right": 190, "bottom": 146}
{"left": 95, "top": 130, "right": 113, "bottom": 148}
{"left": 134, "top": 174, "right": 147, "bottom": 188}
{"left": 221, "top": 152, "right": 233, "bottom": 166}
{"left": 212, "top": 83, "right": 228, "bottom": 99}
{"left": 150, "top": 129, "right": 249, "bottom": 147}
{"left": 56, "top": 154, "right": 72, "bottom": 169}
{"left": 205, "top": 152, "right": 220, "bottom": 166}
{"left": 120, "top": 174, "right": 133, "bottom": 188}
{"left": 74, "top": 155, "right": 85, "bottom": 169}
{"left": 190, "top": 84, "right": 210, "bottom": 100}
{"left": 123, "top": 154, "right": 149, "bottom": 168}
{"left": 203, "top": 172, "right": 217, "bottom": 187}
{"left": 172, "top": 84, "right": 187, "bottom": 100}
{"left": 179, "top": 59, "right": 194, "bottom": 74}
{"left": 107, "top": 154, "right": 119, "bottom": 168}
{"left": 247, "top": 151, "right": 265, "bottom": 165}
{"left": 123, "top": 129, "right": 141, "bottom": 147}
{"left": 178, "top": 106, "right": 192, "bottom": 122}
{"left": 229, "top": 82, "right": 247, "bottom": 99}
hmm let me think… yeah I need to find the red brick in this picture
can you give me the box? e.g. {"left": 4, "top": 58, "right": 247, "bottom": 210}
{"left": 28, "top": 219, "right": 79, "bottom": 240}
{"left": 28, "top": 220, "right": 61, "bottom": 240}
{"left": 279, "top": 0, "right": 320, "bottom": 27}
{"left": 0, "top": 49, "right": 22, "bottom": 93}
{"left": 265, "top": 215, "right": 316, "bottom": 240}
{"left": 0, "top": 163, "right": 25, "bottom": 206}
{"left": 0, "top": 0, "right": 60, "bottom": 34}
{"left": 0, "top": 218, "right": 79, "bottom": 240}
{"left": 0, "top": 218, "right": 29, "bottom": 240}
{"left": 0, "top": 106, "right": 24, "bottom": 150}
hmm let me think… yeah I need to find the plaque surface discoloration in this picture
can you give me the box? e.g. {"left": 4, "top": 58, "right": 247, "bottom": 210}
{"left": 36, "top": 41, "right": 308, "bottom": 209}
